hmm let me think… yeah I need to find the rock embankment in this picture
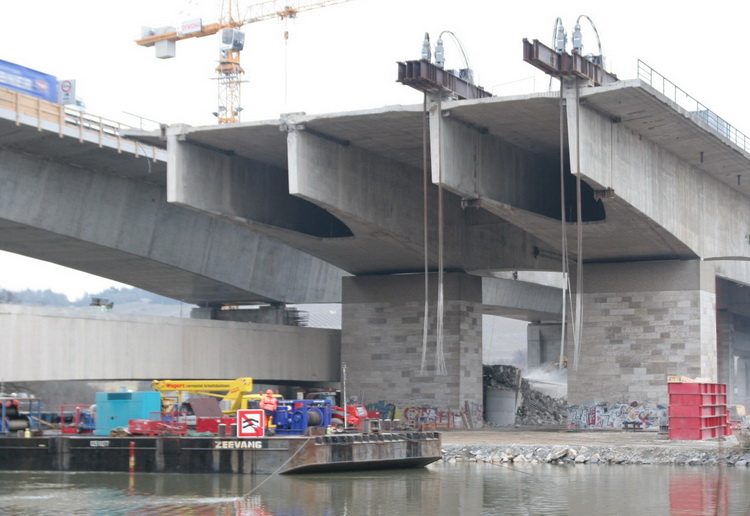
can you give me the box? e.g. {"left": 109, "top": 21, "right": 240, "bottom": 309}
{"left": 441, "top": 441, "right": 750, "bottom": 466}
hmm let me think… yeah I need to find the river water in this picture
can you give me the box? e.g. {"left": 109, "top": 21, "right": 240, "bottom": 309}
{"left": 1, "top": 463, "right": 749, "bottom": 515}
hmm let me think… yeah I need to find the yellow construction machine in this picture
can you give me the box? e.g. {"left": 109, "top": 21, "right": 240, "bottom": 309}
{"left": 152, "top": 378, "right": 268, "bottom": 416}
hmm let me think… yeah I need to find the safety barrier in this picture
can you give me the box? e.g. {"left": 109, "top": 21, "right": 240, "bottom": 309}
{"left": 637, "top": 60, "right": 750, "bottom": 153}
{"left": 0, "top": 87, "right": 162, "bottom": 161}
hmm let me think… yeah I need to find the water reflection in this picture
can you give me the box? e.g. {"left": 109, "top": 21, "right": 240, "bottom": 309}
{"left": 669, "top": 469, "right": 731, "bottom": 516}
{"left": 0, "top": 463, "right": 748, "bottom": 515}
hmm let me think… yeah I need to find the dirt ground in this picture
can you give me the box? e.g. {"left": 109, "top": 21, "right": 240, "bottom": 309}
{"left": 439, "top": 425, "right": 738, "bottom": 450}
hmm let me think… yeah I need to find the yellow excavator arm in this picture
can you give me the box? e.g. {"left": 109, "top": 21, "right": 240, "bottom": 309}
{"left": 152, "top": 378, "right": 254, "bottom": 414}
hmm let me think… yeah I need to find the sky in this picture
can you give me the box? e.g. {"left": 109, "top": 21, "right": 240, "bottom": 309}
{"left": 1, "top": 0, "right": 748, "bottom": 300}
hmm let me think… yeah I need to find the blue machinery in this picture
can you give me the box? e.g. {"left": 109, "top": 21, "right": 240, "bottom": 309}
{"left": 0, "top": 393, "right": 332, "bottom": 436}
{"left": 271, "top": 399, "right": 332, "bottom": 435}
{"left": 1, "top": 397, "right": 42, "bottom": 434}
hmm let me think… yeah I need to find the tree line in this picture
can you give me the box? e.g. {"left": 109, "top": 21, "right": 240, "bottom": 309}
{"left": 0, "top": 286, "right": 180, "bottom": 307}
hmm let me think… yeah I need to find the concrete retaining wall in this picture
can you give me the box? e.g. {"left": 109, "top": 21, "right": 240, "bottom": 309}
{"left": 1, "top": 305, "right": 340, "bottom": 382}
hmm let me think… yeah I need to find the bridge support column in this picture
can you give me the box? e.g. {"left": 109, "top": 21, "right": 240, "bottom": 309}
{"left": 569, "top": 260, "right": 716, "bottom": 406}
{"left": 527, "top": 323, "right": 563, "bottom": 369}
{"left": 716, "top": 309, "right": 735, "bottom": 401}
{"left": 341, "top": 273, "right": 483, "bottom": 428}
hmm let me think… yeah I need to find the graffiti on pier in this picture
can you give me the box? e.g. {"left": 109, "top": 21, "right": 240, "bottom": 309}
{"left": 365, "top": 400, "right": 478, "bottom": 429}
{"left": 366, "top": 400, "right": 396, "bottom": 420}
{"left": 468, "top": 401, "right": 483, "bottom": 425}
{"left": 403, "top": 406, "right": 434, "bottom": 425}
{"left": 568, "top": 400, "right": 667, "bottom": 429}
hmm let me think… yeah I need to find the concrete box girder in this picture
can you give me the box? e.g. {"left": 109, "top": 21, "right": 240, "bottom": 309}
{"left": 0, "top": 148, "right": 344, "bottom": 305}
{"left": 158, "top": 81, "right": 750, "bottom": 287}
{"left": 6, "top": 78, "right": 750, "bottom": 307}
{"left": 578, "top": 80, "right": 750, "bottom": 192}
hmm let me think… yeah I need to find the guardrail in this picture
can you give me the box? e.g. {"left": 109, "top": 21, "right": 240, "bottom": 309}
{"left": 0, "top": 87, "right": 162, "bottom": 161}
{"left": 637, "top": 60, "right": 750, "bottom": 153}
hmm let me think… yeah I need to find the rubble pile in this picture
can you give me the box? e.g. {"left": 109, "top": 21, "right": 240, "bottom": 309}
{"left": 483, "top": 365, "right": 568, "bottom": 426}
{"left": 516, "top": 376, "right": 568, "bottom": 425}
{"left": 440, "top": 443, "right": 750, "bottom": 466}
{"left": 483, "top": 364, "right": 522, "bottom": 389}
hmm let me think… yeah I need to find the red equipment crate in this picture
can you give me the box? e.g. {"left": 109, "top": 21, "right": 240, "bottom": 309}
{"left": 668, "top": 394, "right": 726, "bottom": 406}
{"left": 668, "top": 405, "right": 723, "bottom": 417}
{"left": 668, "top": 383, "right": 726, "bottom": 394}
{"left": 668, "top": 415, "right": 726, "bottom": 429}
{"left": 668, "top": 426, "right": 727, "bottom": 440}
{"left": 668, "top": 380, "right": 729, "bottom": 441}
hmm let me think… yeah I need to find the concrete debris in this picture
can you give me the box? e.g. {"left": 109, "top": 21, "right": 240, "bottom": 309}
{"left": 483, "top": 365, "right": 568, "bottom": 426}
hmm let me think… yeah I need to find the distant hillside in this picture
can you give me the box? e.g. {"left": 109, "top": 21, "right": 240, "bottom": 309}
{"left": 70, "top": 286, "right": 183, "bottom": 307}
{"left": 0, "top": 286, "right": 330, "bottom": 323}
{"left": 0, "top": 286, "right": 187, "bottom": 316}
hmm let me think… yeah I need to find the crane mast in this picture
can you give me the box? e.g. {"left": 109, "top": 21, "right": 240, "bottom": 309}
{"left": 136, "top": 0, "right": 352, "bottom": 124}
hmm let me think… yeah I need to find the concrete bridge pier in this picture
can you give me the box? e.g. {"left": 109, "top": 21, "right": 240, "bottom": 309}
{"left": 341, "top": 273, "right": 483, "bottom": 427}
{"left": 717, "top": 309, "right": 735, "bottom": 403}
{"left": 569, "top": 259, "right": 717, "bottom": 406}
{"left": 716, "top": 280, "right": 750, "bottom": 408}
{"left": 527, "top": 323, "right": 563, "bottom": 370}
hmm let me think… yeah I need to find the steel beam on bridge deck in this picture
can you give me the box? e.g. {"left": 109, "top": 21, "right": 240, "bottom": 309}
{"left": 522, "top": 38, "right": 618, "bottom": 86}
{"left": 397, "top": 59, "right": 493, "bottom": 100}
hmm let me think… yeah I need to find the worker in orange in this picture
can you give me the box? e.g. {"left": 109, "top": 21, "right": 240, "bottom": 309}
{"left": 259, "top": 389, "right": 278, "bottom": 427}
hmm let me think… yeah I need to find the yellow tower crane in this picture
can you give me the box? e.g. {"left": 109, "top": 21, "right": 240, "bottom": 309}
{"left": 136, "top": 0, "right": 352, "bottom": 124}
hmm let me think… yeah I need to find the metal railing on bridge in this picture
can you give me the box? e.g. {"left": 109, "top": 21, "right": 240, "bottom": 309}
{"left": 0, "top": 86, "right": 163, "bottom": 161}
{"left": 637, "top": 60, "right": 750, "bottom": 153}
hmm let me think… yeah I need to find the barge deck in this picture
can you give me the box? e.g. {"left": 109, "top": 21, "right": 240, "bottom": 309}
{"left": 0, "top": 431, "right": 442, "bottom": 475}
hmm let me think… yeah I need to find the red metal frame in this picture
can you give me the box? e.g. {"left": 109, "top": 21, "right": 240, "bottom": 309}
{"left": 128, "top": 412, "right": 188, "bottom": 436}
{"left": 668, "top": 382, "right": 730, "bottom": 440}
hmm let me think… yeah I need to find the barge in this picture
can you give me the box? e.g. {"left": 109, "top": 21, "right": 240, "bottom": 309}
{"left": 0, "top": 431, "right": 442, "bottom": 475}
{"left": 1, "top": 380, "right": 442, "bottom": 474}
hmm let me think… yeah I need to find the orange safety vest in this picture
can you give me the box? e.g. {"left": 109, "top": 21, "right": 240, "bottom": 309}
{"left": 260, "top": 395, "right": 277, "bottom": 412}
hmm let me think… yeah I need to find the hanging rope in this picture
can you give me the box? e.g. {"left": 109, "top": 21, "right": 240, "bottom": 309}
{"left": 558, "top": 80, "right": 568, "bottom": 371}
{"left": 435, "top": 182, "right": 446, "bottom": 375}
{"left": 417, "top": 94, "right": 447, "bottom": 375}
{"left": 572, "top": 78, "right": 584, "bottom": 371}
{"left": 420, "top": 93, "right": 430, "bottom": 374}
{"left": 238, "top": 437, "right": 313, "bottom": 498}
{"left": 283, "top": 26, "right": 289, "bottom": 109}
{"left": 435, "top": 97, "right": 447, "bottom": 375}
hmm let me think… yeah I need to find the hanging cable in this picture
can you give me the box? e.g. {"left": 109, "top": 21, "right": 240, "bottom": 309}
{"left": 558, "top": 78, "right": 568, "bottom": 371}
{"left": 436, "top": 184, "right": 446, "bottom": 374}
{"left": 420, "top": 93, "right": 430, "bottom": 374}
{"left": 238, "top": 437, "right": 313, "bottom": 498}
{"left": 438, "top": 31, "right": 471, "bottom": 74}
{"left": 575, "top": 15, "right": 603, "bottom": 61}
{"left": 572, "top": 77, "right": 584, "bottom": 371}
{"left": 283, "top": 26, "right": 289, "bottom": 109}
{"left": 435, "top": 97, "right": 447, "bottom": 375}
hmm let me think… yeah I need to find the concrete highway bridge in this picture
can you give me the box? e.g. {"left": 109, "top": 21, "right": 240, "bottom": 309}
{"left": 2, "top": 57, "right": 750, "bottom": 421}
